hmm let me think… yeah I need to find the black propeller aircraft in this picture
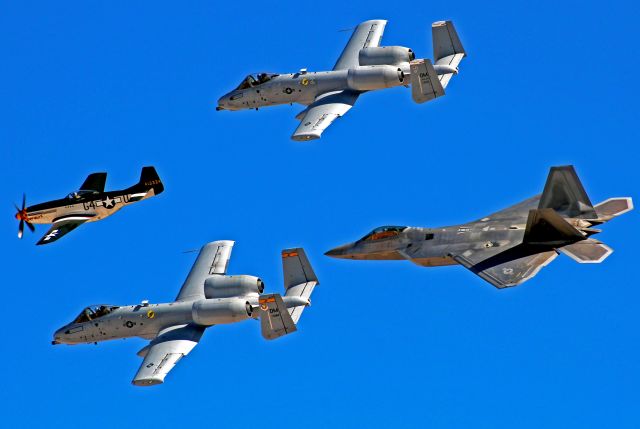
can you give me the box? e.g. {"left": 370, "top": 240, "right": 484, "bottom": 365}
{"left": 15, "top": 167, "right": 164, "bottom": 245}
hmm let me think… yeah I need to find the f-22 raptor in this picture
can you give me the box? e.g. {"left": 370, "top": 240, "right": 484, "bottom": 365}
{"left": 52, "top": 241, "right": 319, "bottom": 386}
{"left": 326, "top": 166, "right": 633, "bottom": 288}
{"left": 14, "top": 167, "right": 163, "bottom": 245}
{"left": 217, "top": 20, "right": 465, "bottom": 141}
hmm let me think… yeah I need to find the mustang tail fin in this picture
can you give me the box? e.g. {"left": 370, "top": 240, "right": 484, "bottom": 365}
{"left": 258, "top": 294, "right": 297, "bottom": 340}
{"left": 431, "top": 20, "right": 466, "bottom": 89}
{"left": 410, "top": 59, "right": 445, "bottom": 103}
{"left": 127, "top": 166, "right": 164, "bottom": 197}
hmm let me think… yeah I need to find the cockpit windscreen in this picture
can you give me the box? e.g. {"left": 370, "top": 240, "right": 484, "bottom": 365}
{"left": 235, "top": 73, "right": 279, "bottom": 90}
{"left": 361, "top": 226, "right": 407, "bottom": 241}
{"left": 73, "top": 305, "right": 119, "bottom": 323}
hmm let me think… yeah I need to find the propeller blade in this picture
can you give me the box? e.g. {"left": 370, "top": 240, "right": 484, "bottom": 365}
{"left": 22, "top": 193, "right": 26, "bottom": 211}
{"left": 26, "top": 221, "right": 35, "bottom": 232}
{"left": 18, "top": 219, "right": 24, "bottom": 239}
{"left": 14, "top": 203, "right": 20, "bottom": 213}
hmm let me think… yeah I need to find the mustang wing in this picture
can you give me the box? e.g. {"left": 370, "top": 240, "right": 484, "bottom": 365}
{"left": 449, "top": 244, "right": 559, "bottom": 289}
{"left": 333, "top": 20, "right": 387, "bottom": 70}
{"left": 291, "top": 90, "right": 359, "bottom": 141}
{"left": 36, "top": 215, "right": 93, "bottom": 245}
{"left": 132, "top": 324, "right": 205, "bottom": 386}
{"left": 80, "top": 172, "right": 107, "bottom": 192}
{"left": 175, "top": 240, "right": 234, "bottom": 301}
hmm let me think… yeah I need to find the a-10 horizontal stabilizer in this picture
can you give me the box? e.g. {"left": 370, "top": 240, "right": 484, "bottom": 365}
{"left": 410, "top": 59, "right": 445, "bottom": 104}
{"left": 559, "top": 239, "right": 613, "bottom": 263}
{"left": 259, "top": 294, "right": 297, "bottom": 340}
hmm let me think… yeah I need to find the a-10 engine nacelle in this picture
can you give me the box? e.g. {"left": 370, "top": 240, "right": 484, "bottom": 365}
{"left": 192, "top": 298, "right": 252, "bottom": 326}
{"left": 358, "top": 46, "right": 415, "bottom": 66}
{"left": 347, "top": 65, "right": 405, "bottom": 91}
{"left": 204, "top": 275, "right": 264, "bottom": 299}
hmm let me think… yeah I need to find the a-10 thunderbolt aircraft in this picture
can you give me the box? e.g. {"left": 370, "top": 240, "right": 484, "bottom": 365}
{"left": 326, "top": 166, "right": 633, "bottom": 288}
{"left": 14, "top": 167, "right": 163, "bottom": 245}
{"left": 52, "top": 241, "right": 319, "bottom": 386}
{"left": 217, "top": 19, "right": 465, "bottom": 141}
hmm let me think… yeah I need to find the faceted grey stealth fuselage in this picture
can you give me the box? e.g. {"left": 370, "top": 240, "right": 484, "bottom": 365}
{"left": 326, "top": 166, "right": 633, "bottom": 289}
{"left": 52, "top": 241, "right": 320, "bottom": 386}
{"left": 217, "top": 20, "right": 466, "bottom": 141}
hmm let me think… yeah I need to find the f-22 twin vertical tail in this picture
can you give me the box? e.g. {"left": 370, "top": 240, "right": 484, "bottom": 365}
{"left": 326, "top": 166, "right": 633, "bottom": 288}
{"left": 14, "top": 167, "right": 164, "bottom": 245}
{"left": 217, "top": 20, "right": 466, "bottom": 141}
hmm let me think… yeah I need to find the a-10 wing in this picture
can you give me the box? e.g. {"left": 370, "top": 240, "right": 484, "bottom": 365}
{"left": 291, "top": 91, "right": 359, "bottom": 141}
{"left": 132, "top": 324, "right": 205, "bottom": 386}
{"left": 333, "top": 19, "right": 387, "bottom": 70}
{"left": 175, "top": 240, "right": 234, "bottom": 302}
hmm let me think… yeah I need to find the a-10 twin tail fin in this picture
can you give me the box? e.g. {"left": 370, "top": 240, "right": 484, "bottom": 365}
{"left": 410, "top": 20, "right": 466, "bottom": 103}
{"left": 259, "top": 248, "right": 319, "bottom": 340}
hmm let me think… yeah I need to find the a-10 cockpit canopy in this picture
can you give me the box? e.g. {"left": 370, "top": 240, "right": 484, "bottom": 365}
{"left": 361, "top": 226, "right": 407, "bottom": 241}
{"left": 235, "top": 73, "right": 279, "bottom": 90}
{"left": 67, "top": 190, "right": 99, "bottom": 200}
{"left": 73, "top": 305, "right": 120, "bottom": 323}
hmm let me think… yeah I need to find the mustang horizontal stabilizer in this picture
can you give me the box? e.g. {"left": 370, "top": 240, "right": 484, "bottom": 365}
{"left": 259, "top": 294, "right": 297, "bottom": 340}
{"left": 80, "top": 173, "right": 107, "bottom": 193}
{"left": 132, "top": 324, "right": 204, "bottom": 386}
{"left": 292, "top": 91, "right": 359, "bottom": 141}
{"left": 539, "top": 166, "right": 597, "bottom": 219}
{"left": 559, "top": 239, "right": 613, "bottom": 263}
{"left": 523, "top": 208, "right": 585, "bottom": 246}
{"left": 450, "top": 246, "right": 559, "bottom": 289}
{"left": 36, "top": 215, "right": 93, "bottom": 245}
{"left": 432, "top": 20, "right": 466, "bottom": 88}
{"left": 282, "top": 248, "right": 319, "bottom": 324}
{"left": 410, "top": 59, "right": 445, "bottom": 104}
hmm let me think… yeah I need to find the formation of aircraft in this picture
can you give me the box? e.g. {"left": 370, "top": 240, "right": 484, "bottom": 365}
{"left": 217, "top": 20, "right": 466, "bottom": 141}
{"left": 14, "top": 167, "right": 163, "bottom": 245}
{"left": 12, "top": 19, "right": 631, "bottom": 387}
{"left": 326, "top": 166, "right": 633, "bottom": 288}
{"left": 52, "top": 241, "right": 319, "bottom": 386}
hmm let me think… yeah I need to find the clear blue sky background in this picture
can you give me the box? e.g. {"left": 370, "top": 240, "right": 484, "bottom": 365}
{"left": 1, "top": 1, "right": 639, "bottom": 427}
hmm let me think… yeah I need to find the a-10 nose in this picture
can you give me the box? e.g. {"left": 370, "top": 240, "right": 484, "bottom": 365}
{"left": 51, "top": 327, "right": 66, "bottom": 345}
{"left": 216, "top": 95, "right": 229, "bottom": 111}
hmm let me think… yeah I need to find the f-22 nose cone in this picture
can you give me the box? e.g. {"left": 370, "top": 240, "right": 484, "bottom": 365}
{"left": 324, "top": 243, "right": 353, "bottom": 258}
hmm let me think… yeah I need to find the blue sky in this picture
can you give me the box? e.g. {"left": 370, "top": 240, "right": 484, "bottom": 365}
{"left": 1, "top": 1, "right": 639, "bottom": 427}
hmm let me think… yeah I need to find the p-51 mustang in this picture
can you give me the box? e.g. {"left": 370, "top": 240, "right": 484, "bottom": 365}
{"left": 217, "top": 20, "right": 465, "bottom": 141}
{"left": 14, "top": 167, "right": 164, "bottom": 245}
{"left": 326, "top": 166, "right": 633, "bottom": 288}
{"left": 52, "top": 241, "right": 319, "bottom": 386}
